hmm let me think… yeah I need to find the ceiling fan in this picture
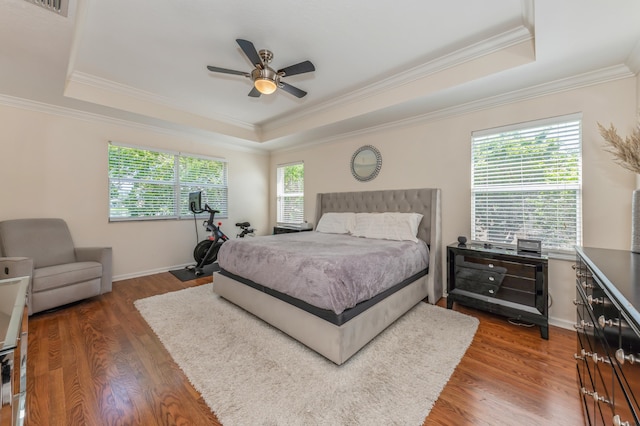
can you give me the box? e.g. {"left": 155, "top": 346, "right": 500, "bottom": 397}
{"left": 207, "top": 39, "right": 315, "bottom": 98}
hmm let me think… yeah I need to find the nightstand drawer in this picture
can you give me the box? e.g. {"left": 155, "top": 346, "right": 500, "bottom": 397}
{"left": 454, "top": 256, "right": 506, "bottom": 296}
{"left": 463, "top": 256, "right": 537, "bottom": 279}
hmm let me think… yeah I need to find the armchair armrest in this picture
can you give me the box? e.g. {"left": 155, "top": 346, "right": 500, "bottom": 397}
{"left": 75, "top": 247, "right": 113, "bottom": 294}
{"left": 0, "top": 257, "right": 34, "bottom": 314}
{"left": 0, "top": 257, "right": 33, "bottom": 279}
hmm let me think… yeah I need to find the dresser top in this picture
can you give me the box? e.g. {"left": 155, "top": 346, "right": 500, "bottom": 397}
{"left": 577, "top": 246, "right": 640, "bottom": 327}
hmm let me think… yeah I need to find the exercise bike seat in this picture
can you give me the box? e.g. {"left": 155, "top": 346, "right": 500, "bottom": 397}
{"left": 235, "top": 222, "right": 250, "bottom": 228}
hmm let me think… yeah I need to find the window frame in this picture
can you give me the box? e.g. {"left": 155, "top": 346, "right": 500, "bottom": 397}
{"left": 276, "top": 161, "right": 305, "bottom": 225}
{"left": 470, "top": 114, "right": 582, "bottom": 255}
{"left": 108, "top": 142, "right": 228, "bottom": 222}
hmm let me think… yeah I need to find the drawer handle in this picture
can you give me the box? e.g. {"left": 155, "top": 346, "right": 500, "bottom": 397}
{"left": 581, "top": 348, "right": 611, "bottom": 365}
{"left": 488, "top": 263, "right": 494, "bottom": 268}
{"left": 577, "top": 271, "right": 593, "bottom": 278}
{"left": 573, "top": 352, "right": 585, "bottom": 361}
{"left": 581, "top": 280, "right": 595, "bottom": 290}
{"left": 580, "top": 387, "right": 611, "bottom": 405}
{"left": 574, "top": 320, "right": 593, "bottom": 330}
{"left": 488, "top": 276, "right": 495, "bottom": 282}
{"left": 587, "top": 295, "right": 604, "bottom": 306}
{"left": 598, "top": 315, "right": 620, "bottom": 328}
{"left": 613, "top": 414, "right": 631, "bottom": 426}
{"left": 572, "top": 299, "right": 584, "bottom": 306}
{"left": 615, "top": 348, "right": 639, "bottom": 365}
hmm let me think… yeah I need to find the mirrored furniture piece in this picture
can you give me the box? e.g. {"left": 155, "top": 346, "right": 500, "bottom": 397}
{"left": 574, "top": 247, "right": 640, "bottom": 425}
{"left": 0, "top": 276, "right": 29, "bottom": 426}
{"left": 446, "top": 242, "right": 549, "bottom": 339}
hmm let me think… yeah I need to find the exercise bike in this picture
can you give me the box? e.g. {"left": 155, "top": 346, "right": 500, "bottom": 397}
{"left": 189, "top": 192, "right": 255, "bottom": 275}
{"left": 191, "top": 203, "right": 229, "bottom": 276}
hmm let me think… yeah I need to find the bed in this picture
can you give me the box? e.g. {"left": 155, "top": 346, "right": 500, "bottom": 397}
{"left": 212, "top": 188, "right": 442, "bottom": 365}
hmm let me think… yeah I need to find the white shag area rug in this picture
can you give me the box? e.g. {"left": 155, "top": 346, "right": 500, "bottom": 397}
{"left": 135, "top": 284, "right": 479, "bottom": 426}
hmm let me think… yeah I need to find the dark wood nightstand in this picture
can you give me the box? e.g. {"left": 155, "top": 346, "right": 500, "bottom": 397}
{"left": 446, "top": 242, "right": 549, "bottom": 339}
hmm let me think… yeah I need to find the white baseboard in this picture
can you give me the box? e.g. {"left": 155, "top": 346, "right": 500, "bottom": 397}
{"left": 113, "top": 262, "right": 193, "bottom": 282}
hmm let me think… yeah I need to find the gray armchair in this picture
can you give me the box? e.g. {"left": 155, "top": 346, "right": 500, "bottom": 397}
{"left": 0, "top": 218, "right": 112, "bottom": 315}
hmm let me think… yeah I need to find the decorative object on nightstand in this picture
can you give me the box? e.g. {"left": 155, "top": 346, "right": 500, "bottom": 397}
{"left": 446, "top": 242, "right": 549, "bottom": 339}
{"left": 457, "top": 236, "right": 467, "bottom": 246}
{"left": 598, "top": 121, "right": 640, "bottom": 253}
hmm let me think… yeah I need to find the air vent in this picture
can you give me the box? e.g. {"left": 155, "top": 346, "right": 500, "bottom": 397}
{"left": 24, "top": 0, "right": 68, "bottom": 17}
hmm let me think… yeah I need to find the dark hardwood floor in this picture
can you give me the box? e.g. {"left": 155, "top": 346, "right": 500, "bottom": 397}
{"left": 25, "top": 272, "right": 583, "bottom": 425}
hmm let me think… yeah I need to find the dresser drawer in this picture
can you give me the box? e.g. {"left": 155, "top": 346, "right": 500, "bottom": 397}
{"left": 576, "top": 290, "right": 616, "bottom": 424}
{"left": 576, "top": 304, "right": 610, "bottom": 424}
{"left": 614, "top": 311, "right": 640, "bottom": 422}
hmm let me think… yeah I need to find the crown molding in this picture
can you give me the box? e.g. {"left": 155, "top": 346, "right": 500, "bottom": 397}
{"left": 1, "top": 63, "right": 632, "bottom": 155}
{"left": 0, "top": 93, "right": 267, "bottom": 154}
{"left": 271, "top": 64, "right": 634, "bottom": 153}
{"left": 66, "top": 71, "right": 257, "bottom": 132}
{"left": 264, "top": 25, "right": 533, "bottom": 132}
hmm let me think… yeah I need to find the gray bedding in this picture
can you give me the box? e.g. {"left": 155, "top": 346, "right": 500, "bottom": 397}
{"left": 216, "top": 232, "right": 429, "bottom": 314}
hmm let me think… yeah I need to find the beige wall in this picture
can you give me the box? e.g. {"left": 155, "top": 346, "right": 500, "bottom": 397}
{"left": 1, "top": 77, "right": 636, "bottom": 327}
{"left": 269, "top": 77, "right": 638, "bottom": 328}
{"left": 0, "top": 105, "right": 269, "bottom": 279}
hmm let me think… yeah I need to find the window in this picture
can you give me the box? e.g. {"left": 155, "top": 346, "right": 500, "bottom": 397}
{"left": 108, "top": 142, "right": 227, "bottom": 221}
{"left": 276, "top": 162, "right": 304, "bottom": 224}
{"left": 471, "top": 114, "right": 582, "bottom": 252}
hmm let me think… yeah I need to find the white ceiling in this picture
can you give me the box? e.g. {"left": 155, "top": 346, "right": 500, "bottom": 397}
{"left": 2, "top": 0, "right": 640, "bottom": 151}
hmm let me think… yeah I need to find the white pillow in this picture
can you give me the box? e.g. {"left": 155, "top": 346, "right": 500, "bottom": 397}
{"left": 352, "top": 212, "right": 423, "bottom": 242}
{"left": 315, "top": 212, "right": 357, "bottom": 234}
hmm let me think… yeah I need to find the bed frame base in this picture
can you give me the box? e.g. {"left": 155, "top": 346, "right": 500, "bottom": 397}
{"left": 212, "top": 272, "right": 428, "bottom": 365}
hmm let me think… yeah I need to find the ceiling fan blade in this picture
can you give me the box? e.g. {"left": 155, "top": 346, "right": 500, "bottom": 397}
{"left": 206, "top": 65, "right": 250, "bottom": 77}
{"left": 277, "top": 60, "right": 315, "bottom": 77}
{"left": 248, "top": 87, "right": 261, "bottom": 98}
{"left": 279, "top": 82, "right": 307, "bottom": 98}
{"left": 236, "top": 39, "right": 263, "bottom": 68}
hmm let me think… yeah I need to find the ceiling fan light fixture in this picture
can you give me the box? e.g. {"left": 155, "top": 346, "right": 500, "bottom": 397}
{"left": 254, "top": 78, "right": 277, "bottom": 95}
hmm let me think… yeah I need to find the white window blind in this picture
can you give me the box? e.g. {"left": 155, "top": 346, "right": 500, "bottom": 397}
{"left": 471, "top": 115, "right": 582, "bottom": 251}
{"left": 108, "top": 143, "right": 228, "bottom": 221}
{"left": 276, "top": 162, "right": 304, "bottom": 224}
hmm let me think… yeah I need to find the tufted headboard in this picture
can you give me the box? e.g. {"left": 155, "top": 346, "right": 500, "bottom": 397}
{"left": 315, "top": 188, "right": 443, "bottom": 303}
{"left": 315, "top": 188, "right": 439, "bottom": 245}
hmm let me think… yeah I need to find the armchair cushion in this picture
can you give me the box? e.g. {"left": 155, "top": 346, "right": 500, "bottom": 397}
{"left": 33, "top": 262, "right": 102, "bottom": 293}
{"left": 0, "top": 219, "right": 75, "bottom": 268}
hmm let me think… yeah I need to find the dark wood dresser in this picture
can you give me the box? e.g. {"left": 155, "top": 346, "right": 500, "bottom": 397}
{"left": 574, "top": 246, "right": 640, "bottom": 425}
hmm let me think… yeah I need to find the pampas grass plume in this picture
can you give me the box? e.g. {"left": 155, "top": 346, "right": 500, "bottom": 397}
{"left": 599, "top": 122, "right": 640, "bottom": 174}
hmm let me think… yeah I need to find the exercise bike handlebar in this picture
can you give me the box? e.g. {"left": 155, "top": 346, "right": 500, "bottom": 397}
{"left": 190, "top": 203, "right": 220, "bottom": 215}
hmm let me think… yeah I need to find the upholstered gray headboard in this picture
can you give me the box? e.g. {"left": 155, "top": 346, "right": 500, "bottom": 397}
{"left": 315, "top": 188, "right": 443, "bottom": 303}
{"left": 315, "top": 188, "right": 440, "bottom": 245}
